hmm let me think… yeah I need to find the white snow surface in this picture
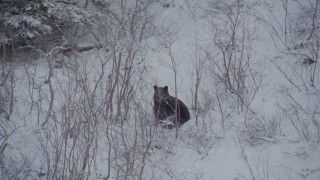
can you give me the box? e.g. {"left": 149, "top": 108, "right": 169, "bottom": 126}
{"left": 2, "top": 0, "right": 320, "bottom": 180}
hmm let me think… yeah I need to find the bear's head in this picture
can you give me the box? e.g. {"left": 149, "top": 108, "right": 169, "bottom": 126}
{"left": 153, "top": 85, "right": 170, "bottom": 103}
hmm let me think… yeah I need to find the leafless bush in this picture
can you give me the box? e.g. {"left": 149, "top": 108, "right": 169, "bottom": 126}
{"left": 29, "top": 50, "right": 155, "bottom": 179}
{"left": 31, "top": 55, "right": 100, "bottom": 179}
{"left": 160, "top": 30, "right": 182, "bottom": 137}
{"left": 187, "top": 0, "right": 261, "bottom": 128}
{"left": 0, "top": 152, "right": 38, "bottom": 179}
{"left": 0, "top": 0, "right": 159, "bottom": 179}
{"left": 189, "top": 33, "right": 206, "bottom": 127}
{"left": 208, "top": 0, "right": 259, "bottom": 113}
{"left": 277, "top": 87, "right": 320, "bottom": 143}
{"left": 92, "top": 0, "right": 155, "bottom": 122}
{"left": 0, "top": 62, "right": 14, "bottom": 120}
{"left": 241, "top": 113, "right": 282, "bottom": 146}
{"left": 106, "top": 89, "right": 155, "bottom": 180}
{"left": 238, "top": 136, "right": 271, "bottom": 180}
{"left": 157, "top": 166, "right": 204, "bottom": 180}
{"left": 0, "top": 58, "right": 35, "bottom": 179}
{"left": 184, "top": 125, "right": 221, "bottom": 157}
{"left": 260, "top": 0, "right": 320, "bottom": 90}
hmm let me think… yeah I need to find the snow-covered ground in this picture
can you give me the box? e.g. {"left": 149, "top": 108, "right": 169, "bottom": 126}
{"left": 1, "top": 0, "right": 320, "bottom": 179}
{"left": 145, "top": 1, "right": 320, "bottom": 179}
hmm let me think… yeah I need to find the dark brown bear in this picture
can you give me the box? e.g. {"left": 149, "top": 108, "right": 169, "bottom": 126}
{"left": 153, "top": 85, "right": 190, "bottom": 127}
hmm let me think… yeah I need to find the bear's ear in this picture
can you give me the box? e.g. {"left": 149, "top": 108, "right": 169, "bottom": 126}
{"left": 153, "top": 85, "right": 158, "bottom": 90}
{"left": 164, "top": 86, "right": 168, "bottom": 91}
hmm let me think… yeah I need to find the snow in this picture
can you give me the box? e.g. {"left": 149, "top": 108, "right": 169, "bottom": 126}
{"left": 1, "top": 0, "right": 320, "bottom": 180}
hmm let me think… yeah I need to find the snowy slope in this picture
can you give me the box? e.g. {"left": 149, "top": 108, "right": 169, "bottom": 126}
{"left": 1, "top": 0, "right": 320, "bottom": 180}
{"left": 144, "top": 0, "right": 320, "bottom": 179}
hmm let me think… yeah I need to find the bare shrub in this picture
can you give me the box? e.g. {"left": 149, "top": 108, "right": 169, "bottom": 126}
{"left": 187, "top": 0, "right": 262, "bottom": 128}
{"left": 0, "top": 0, "right": 159, "bottom": 179}
{"left": 238, "top": 136, "right": 271, "bottom": 180}
{"left": 277, "top": 88, "right": 320, "bottom": 142}
{"left": 184, "top": 124, "right": 221, "bottom": 157}
{"left": 260, "top": 0, "right": 320, "bottom": 90}
{"left": 189, "top": 33, "right": 206, "bottom": 127}
{"left": 241, "top": 113, "right": 282, "bottom": 146}
{"left": 0, "top": 61, "right": 29, "bottom": 179}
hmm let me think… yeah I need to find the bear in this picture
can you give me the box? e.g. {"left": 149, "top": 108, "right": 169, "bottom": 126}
{"left": 153, "top": 85, "right": 190, "bottom": 128}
